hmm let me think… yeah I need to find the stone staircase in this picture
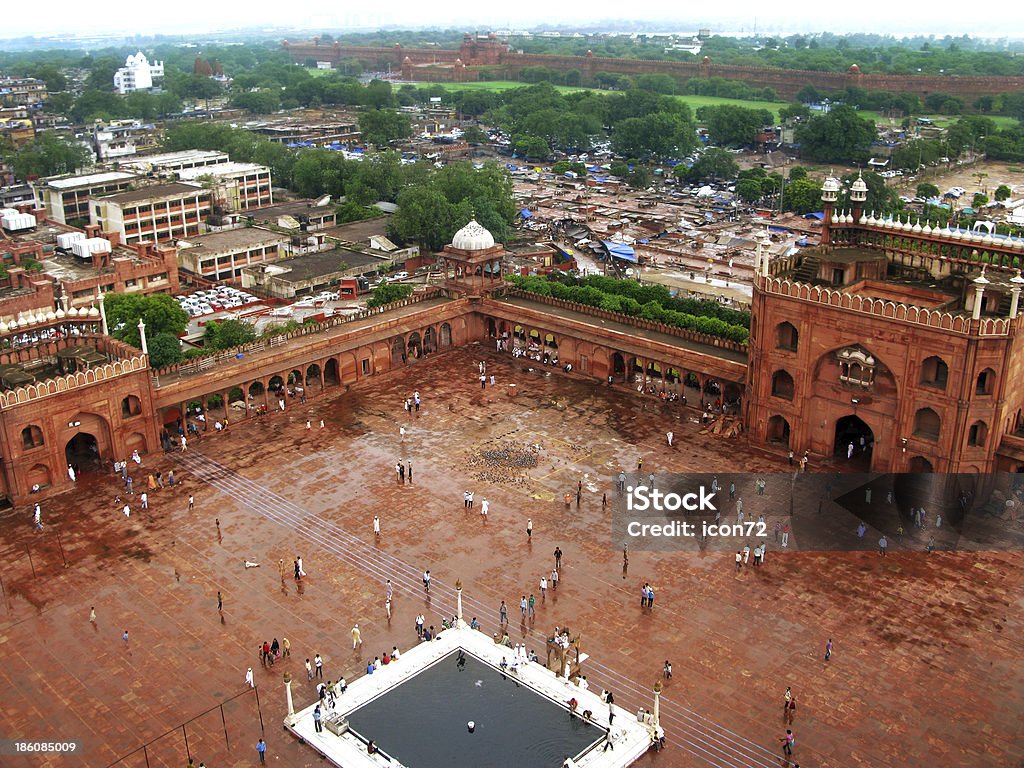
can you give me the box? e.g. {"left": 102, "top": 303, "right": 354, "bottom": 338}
{"left": 793, "top": 254, "right": 820, "bottom": 283}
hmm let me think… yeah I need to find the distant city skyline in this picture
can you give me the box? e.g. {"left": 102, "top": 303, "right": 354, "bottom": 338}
{"left": 5, "top": 0, "right": 1024, "bottom": 41}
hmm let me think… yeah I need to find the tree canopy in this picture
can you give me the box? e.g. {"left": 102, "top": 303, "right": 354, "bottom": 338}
{"left": 103, "top": 293, "right": 189, "bottom": 368}
{"left": 793, "top": 105, "right": 877, "bottom": 163}
{"left": 697, "top": 105, "right": 775, "bottom": 148}
{"left": 388, "top": 162, "right": 516, "bottom": 252}
{"left": 204, "top": 319, "right": 257, "bottom": 350}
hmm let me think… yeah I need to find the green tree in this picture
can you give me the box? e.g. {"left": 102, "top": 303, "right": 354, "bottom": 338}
{"left": 995, "top": 184, "right": 1012, "bottom": 202}
{"left": 358, "top": 109, "right": 411, "bottom": 147}
{"left": 779, "top": 102, "right": 812, "bottom": 122}
{"left": 609, "top": 160, "right": 629, "bottom": 177}
{"left": 11, "top": 131, "right": 92, "bottom": 179}
{"left": 782, "top": 176, "right": 825, "bottom": 214}
{"left": 146, "top": 332, "right": 184, "bottom": 369}
{"left": 697, "top": 105, "right": 774, "bottom": 147}
{"left": 794, "top": 105, "right": 877, "bottom": 163}
{"left": 788, "top": 166, "right": 808, "bottom": 181}
{"left": 513, "top": 133, "right": 550, "bottom": 160}
{"left": 366, "top": 282, "right": 414, "bottom": 308}
{"left": 388, "top": 161, "right": 516, "bottom": 251}
{"left": 103, "top": 294, "right": 188, "bottom": 361}
{"left": 626, "top": 167, "right": 652, "bottom": 189}
{"left": 462, "top": 125, "right": 488, "bottom": 144}
{"left": 736, "top": 177, "right": 764, "bottom": 203}
{"left": 612, "top": 111, "right": 697, "bottom": 160}
{"left": 916, "top": 182, "right": 940, "bottom": 199}
{"left": 633, "top": 73, "right": 677, "bottom": 94}
{"left": 204, "top": 318, "right": 257, "bottom": 350}
{"left": 973, "top": 192, "right": 989, "bottom": 208}
{"left": 686, "top": 148, "right": 739, "bottom": 182}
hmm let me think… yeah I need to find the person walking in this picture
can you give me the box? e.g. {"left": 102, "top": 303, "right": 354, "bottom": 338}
{"left": 554, "top": 547, "right": 563, "bottom": 570}
{"left": 779, "top": 729, "right": 795, "bottom": 757}
{"left": 423, "top": 570, "right": 431, "bottom": 593}
{"left": 385, "top": 596, "right": 392, "bottom": 620}
{"left": 499, "top": 601, "right": 508, "bottom": 625}
{"left": 313, "top": 705, "right": 323, "bottom": 733}
{"left": 540, "top": 576, "right": 547, "bottom": 599}
{"left": 373, "top": 515, "right": 381, "bottom": 536}
{"left": 188, "top": 494, "right": 194, "bottom": 511}
{"left": 256, "top": 738, "right": 267, "bottom": 764}
{"left": 551, "top": 568, "right": 559, "bottom": 590}
{"left": 217, "top": 591, "right": 223, "bottom": 612}
{"left": 180, "top": 435, "right": 187, "bottom": 452}
{"left": 89, "top": 606, "right": 97, "bottom": 623}
{"left": 527, "top": 518, "right": 533, "bottom": 539}
{"left": 824, "top": 638, "right": 833, "bottom": 660}
{"left": 528, "top": 593, "right": 536, "bottom": 619}
{"left": 314, "top": 653, "right": 324, "bottom": 679}
{"left": 305, "top": 658, "right": 313, "bottom": 680}
{"left": 879, "top": 536, "right": 888, "bottom": 556}
{"left": 664, "top": 660, "right": 672, "bottom": 679}
{"left": 351, "top": 624, "right": 362, "bottom": 649}
{"left": 520, "top": 595, "right": 528, "bottom": 619}
{"left": 245, "top": 667, "right": 254, "bottom": 688}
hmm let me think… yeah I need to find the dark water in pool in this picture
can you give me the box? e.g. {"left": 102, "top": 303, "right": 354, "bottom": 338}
{"left": 347, "top": 650, "right": 605, "bottom": 767}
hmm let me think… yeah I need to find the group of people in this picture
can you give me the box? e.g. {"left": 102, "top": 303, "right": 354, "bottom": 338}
{"left": 258, "top": 638, "right": 288, "bottom": 668}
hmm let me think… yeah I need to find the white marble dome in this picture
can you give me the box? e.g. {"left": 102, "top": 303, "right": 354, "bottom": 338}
{"left": 451, "top": 220, "right": 495, "bottom": 251}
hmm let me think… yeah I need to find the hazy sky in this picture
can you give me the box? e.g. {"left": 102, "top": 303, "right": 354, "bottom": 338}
{"left": 7, "top": 0, "right": 1024, "bottom": 39}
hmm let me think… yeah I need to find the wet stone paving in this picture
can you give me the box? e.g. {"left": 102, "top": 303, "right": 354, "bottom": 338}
{"left": 0, "top": 345, "right": 1021, "bottom": 768}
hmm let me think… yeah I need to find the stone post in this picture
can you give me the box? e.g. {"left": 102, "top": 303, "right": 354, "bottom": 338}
{"left": 653, "top": 680, "right": 662, "bottom": 728}
{"left": 456, "top": 578, "right": 464, "bottom": 626}
{"left": 1010, "top": 271, "right": 1024, "bottom": 319}
{"left": 283, "top": 671, "right": 296, "bottom": 726}
{"left": 98, "top": 292, "right": 108, "bottom": 335}
{"left": 972, "top": 268, "right": 989, "bottom": 321}
{"left": 137, "top": 318, "right": 148, "bottom": 355}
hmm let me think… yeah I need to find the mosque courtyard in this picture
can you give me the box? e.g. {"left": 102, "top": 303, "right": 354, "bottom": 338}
{"left": 0, "top": 345, "right": 1020, "bottom": 768}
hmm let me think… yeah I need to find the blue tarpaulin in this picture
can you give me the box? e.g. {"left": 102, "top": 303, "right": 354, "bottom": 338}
{"left": 804, "top": 212, "right": 825, "bottom": 220}
{"left": 519, "top": 208, "right": 533, "bottom": 219}
{"left": 602, "top": 240, "right": 637, "bottom": 262}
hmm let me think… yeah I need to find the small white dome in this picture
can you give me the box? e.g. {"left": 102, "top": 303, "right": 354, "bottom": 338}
{"left": 451, "top": 220, "right": 495, "bottom": 251}
{"left": 912, "top": 221, "right": 922, "bottom": 234}
{"left": 55, "top": 307, "right": 66, "bottom": 320}
{"left": 922, "top": 223, "right": 932, "bottom": 235}
{"left": 45, "top": 310, "right": 56, "bottom": 321}
{"left": 851, "top": 176, "right": 868, "bottom": 194}
{"left": 89, "top": 306, "right": 100, "bottom": 318}
{"left": 821, "top": 177, "right": 841, "bottom": 193}
{"left": 0, "top": 321, "right": 8, "bottom": 334}
{"left": 67, "top": 306, "right": 79, "bottom": 318}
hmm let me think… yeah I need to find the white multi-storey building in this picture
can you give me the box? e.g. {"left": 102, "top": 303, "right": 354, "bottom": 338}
{"left": 113, "top": 52, "right": 164, "bottom": 94}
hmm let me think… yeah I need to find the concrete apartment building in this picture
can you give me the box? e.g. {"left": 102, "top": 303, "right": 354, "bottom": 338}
{"left": 34, "top": 171, "right": 139, "bottom": 225}
{"left": 118, "top": 149, "right": 230, "bottom": 176}
{"left": 177, "top": 162, "right": 273, "bottom": 211}
{"left": 89, "top": 182, "right": 211, "bottom": 245}
{"left": 92, "top": 120, "right": 163, "bottom": 161}
{"left": 175, "top": 227, "right": 288, "bottom": 282}
{"left": 0, "top": 77, "right": 47, "bottom": 107}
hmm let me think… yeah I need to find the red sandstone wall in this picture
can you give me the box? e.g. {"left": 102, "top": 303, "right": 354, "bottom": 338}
{"left": 285, "top": 40, "right": 1024, "bottom": 100}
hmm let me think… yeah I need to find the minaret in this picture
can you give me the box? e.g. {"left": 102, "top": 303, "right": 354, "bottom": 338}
{"left": 850, "top": 171, "right": 868, "bottom": 225}
{"left": 820, "top": 174, "right": 841, "bottom": 246}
